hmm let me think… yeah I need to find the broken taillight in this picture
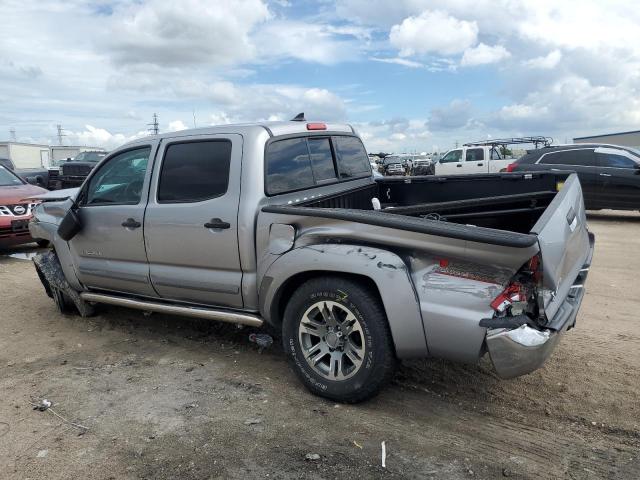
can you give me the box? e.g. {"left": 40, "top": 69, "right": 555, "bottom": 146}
{"left": 490, "top": 283, "right": 524, "bottom": 313}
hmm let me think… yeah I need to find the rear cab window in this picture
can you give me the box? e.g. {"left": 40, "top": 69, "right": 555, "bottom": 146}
{"left": 266, "top": 135, "right": 369, "bottom": 195}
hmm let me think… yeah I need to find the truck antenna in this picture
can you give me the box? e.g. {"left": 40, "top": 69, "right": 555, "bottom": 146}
{"left": 291, "top": 112, "right": 305, "bottom": 122}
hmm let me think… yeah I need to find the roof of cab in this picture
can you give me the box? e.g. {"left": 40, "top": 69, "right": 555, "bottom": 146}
{"left": 119, "top": 120, "right": 355, "bottom": 149}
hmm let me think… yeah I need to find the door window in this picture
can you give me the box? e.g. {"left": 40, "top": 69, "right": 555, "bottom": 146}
{"left": 85, "top": 147, "right": 151, "bottom": 205}
{"left": 440, "top": 150, "right": 462, "bottom": 163}
{"left": 597, "top": 152, "right": 638, "bottom": 168}
{"left": 541, "top": 149, "right": 596, "bottom": 166}
{"left": 490, "top": 147, "right": 502, "bottom": 160}
{"left": 158, "top": 140, "right": 232, "bottom": 203}
{"left": 466, "top": 148, "right": 484, "bottom": 161}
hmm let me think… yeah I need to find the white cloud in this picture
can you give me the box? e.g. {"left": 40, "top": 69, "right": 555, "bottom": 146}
{"left": 461, "top": 43, "right": 510, "bottom": 66}
{"left": 390, "top": 10, "right": 478, "bottom": 57}
{"left": 105, "top": 0, "right": 271, "bottom": 67}
{"left": 370, "top": 57, "right": 424, "bottom": 68}
{"left": 65, "top": 125, "right": 148, "bottom": 150}
{"left": 522, "top": 50, "right": 562, "bottom": 69}
{"left": 167, "top": 120, "right": 189, "bottom": 132}
{"left": 254, "top": 20, "right": 364, "bottom": 64}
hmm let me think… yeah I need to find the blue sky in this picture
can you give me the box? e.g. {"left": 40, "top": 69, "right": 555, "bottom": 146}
{"left": 1, "top": 0, "right": 639, "bottom": 152}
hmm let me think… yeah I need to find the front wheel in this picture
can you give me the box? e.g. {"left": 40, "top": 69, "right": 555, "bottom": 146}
{"left": 282, "top": 276, "right": 396, "bottom": 403}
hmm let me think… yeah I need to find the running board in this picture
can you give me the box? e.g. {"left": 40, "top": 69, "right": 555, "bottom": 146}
{"left": 79, "top": 292, "right": 264, "bottom": 327}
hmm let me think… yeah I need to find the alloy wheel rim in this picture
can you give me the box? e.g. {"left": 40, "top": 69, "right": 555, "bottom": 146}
{"left": 298, "top": 300, "right": 366, "bottom": 381}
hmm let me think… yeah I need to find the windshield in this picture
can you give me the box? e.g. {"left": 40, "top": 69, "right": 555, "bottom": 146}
{"left": 72, "top": 151, "right": 106, "bottom": 162}
{"left": 384, "top": 157, "right": 400, "bottom": 165}
{"left": 0, "top": 166, "right": 24, "bottom": 186}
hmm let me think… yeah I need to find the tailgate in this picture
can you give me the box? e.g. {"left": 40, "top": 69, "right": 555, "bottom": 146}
{"left": 530, "top": 173, "right": 591, "bottom": 322}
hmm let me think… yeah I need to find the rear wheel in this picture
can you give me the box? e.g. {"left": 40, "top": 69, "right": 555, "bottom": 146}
{"left": 283, "top": 276, "right": 396, "bottom": 403}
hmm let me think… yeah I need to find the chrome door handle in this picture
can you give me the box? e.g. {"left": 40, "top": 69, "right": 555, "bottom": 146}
{"left": 122, "top": 218, "right": 141, "bottom": 229}
{"left": 599, "top": 173, "right": 611, "bottom": 177}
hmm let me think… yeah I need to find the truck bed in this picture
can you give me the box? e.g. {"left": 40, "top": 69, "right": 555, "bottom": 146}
{"left": 263, "top": 171, "right": 569, "bottom": 247}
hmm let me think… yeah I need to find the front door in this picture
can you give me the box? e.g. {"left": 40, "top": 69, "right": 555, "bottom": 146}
{"left": 144, "top": 135, "right": 243, "bottom": 308}
{"left": 436, "top": 149, "right": 463, "bottom": 175}
{"left": 68, "top": 144, "right": 157, "bottom": 296}
{"left": 595, "top": 147, "right": 640, "bottom": 209}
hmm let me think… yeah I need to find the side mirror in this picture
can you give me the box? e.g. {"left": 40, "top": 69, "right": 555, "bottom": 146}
{"left": 57, "top": 207, "right": 82, "bottom": 241}
{"left": 26, "top": 177, "right": 37, "bottom": 185}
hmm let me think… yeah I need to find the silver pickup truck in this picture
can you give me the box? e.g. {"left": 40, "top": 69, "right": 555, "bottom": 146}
{"left": 29, "top": 118, "right": 594, "bottom": 402}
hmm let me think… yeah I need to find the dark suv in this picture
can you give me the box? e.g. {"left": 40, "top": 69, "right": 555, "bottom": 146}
{"left": 508, "top": 144, "right": 640, "bottom": 211}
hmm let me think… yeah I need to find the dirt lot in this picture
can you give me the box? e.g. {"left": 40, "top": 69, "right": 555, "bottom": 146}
{"left": 1, "top": 211, "right": 639, "bottom": 480}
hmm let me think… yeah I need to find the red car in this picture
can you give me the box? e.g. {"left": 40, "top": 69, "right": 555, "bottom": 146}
{"left": 0, "top": 166, "right": 48, "bottom": 249}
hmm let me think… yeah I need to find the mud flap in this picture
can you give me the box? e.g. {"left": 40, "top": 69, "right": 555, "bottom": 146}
{"left": 33, "top": 251, "right": 95, "bottom": 317}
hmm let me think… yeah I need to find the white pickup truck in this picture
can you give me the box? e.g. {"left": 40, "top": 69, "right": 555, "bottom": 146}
{"left": 435, "top": 145, "right": 512, "bottom": 175}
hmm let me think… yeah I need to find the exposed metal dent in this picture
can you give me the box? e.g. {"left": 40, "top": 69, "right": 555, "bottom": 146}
{"left": 80, "top": 292, "right": 264, "bottom": 327}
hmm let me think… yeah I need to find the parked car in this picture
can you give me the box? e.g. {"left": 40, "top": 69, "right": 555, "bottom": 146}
{"left": 435, "top": 145, "right": 511, "bottom": 175}
{"left": 55, "top": 151, "right": 107, "bottom": 189}
{"left": 382, "top": 155, "right": 406, "bottom": 175}
{"left": 411, "top": 155, "right": 434, "bottom": 175}
{"left": 0, "top": 157, "right": 50, "bottom": 189}
{"left": 30, "top": 118, "right": 593, "bottom": 403}
{"left": 0, "top": 166, "right": 48, "bottom": 248}
{"left": 507, "top": 144, "right": 640, "bottom": 211}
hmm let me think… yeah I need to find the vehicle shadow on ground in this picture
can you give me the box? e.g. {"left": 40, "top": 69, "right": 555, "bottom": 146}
{"left": 71, "top": 302, "right": 501, "bottom": 406}
{"left": 0, "top": 243, "right": 44, "bottom": 261}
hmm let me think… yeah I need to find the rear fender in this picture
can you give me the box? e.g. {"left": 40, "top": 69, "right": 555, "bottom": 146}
{"left": 259, "top": 244, "right": 428, "bottom": 358}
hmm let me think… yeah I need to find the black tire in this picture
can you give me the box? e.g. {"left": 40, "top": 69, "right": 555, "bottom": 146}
{"left": 282, "top": 276, "right": 396, "bottom": 403}
{"left": 36, "top": 239, "right": 50, "bottom": 248}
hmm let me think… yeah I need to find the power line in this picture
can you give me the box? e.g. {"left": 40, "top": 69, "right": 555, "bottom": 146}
{"left": 148, "top": 113, "right": 159, "bottom": 135}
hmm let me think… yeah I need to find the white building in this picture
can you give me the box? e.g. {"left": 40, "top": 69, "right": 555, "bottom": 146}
{"left": 0, "top": 141, "right": 51, "bottom": 168}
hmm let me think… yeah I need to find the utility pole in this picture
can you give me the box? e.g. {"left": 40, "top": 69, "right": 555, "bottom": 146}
{"left": 192, "top": 108, "right": 197, "bottom": 128}
{"left": 9, "top": 128, "right": 16, "bottom": 142}
{"left": 148, "top": 113, "right": 159, "bottom": 135}
{"left": 56, "top": 124, "right": 66, "bottom": 145}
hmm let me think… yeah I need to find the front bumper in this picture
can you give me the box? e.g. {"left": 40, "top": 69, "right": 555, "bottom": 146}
{"left": 0, "top": 216, "right": 34, "bottom": 247}
{"left": 486, "top": 232, "right": 594, "bottom": 379}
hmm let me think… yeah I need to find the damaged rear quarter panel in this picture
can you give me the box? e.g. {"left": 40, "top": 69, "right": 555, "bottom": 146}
{"left": 260, "top": 243, "right": 429, "bottom": 358}
{"left": 408, "top": 242, "right": 538, "bottom": 364}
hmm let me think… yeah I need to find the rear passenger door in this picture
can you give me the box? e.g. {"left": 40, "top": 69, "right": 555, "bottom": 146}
{"left": 594, "top": 147, "right": 640, "bottom": 209}
{"left": 144, "top": 135, "right": 243, "bottom": 308}
{"left": 463, "top": 147, "right": 487, "bottom": 174}
{"left": 537, "top": 149, "right": 600, "bottom": 209}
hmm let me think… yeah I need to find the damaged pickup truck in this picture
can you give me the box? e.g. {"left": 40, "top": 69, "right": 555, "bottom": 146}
{"left": 29, "top": 117, "right": 594, "bottom": 402}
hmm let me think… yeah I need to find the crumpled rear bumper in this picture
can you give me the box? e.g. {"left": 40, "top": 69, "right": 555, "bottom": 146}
{"left": 486, "top": 232, "right": 594, "bottom": 379}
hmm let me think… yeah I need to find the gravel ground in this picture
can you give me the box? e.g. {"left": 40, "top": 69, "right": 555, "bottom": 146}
{"left": 1, "top": 210, "right": 639, "bottom": 479}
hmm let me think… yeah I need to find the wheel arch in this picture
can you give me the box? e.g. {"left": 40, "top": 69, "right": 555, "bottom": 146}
{"left": 259, "top": 244, "right": 429, "bottom": 358}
